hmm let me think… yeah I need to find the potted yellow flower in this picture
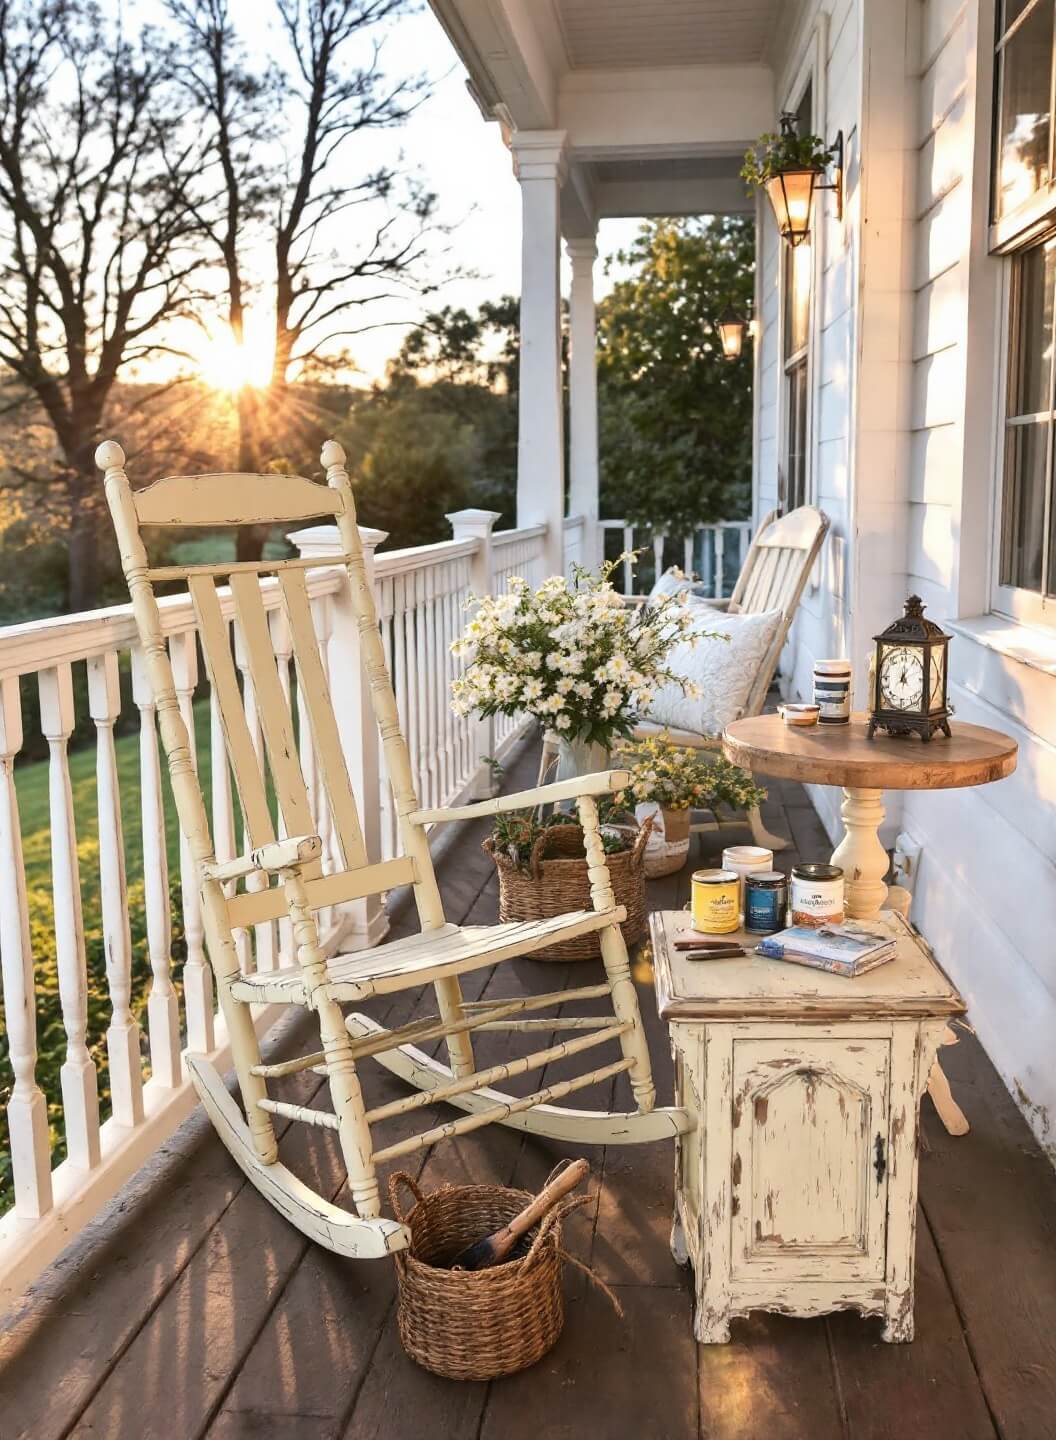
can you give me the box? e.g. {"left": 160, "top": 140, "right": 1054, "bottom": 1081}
{"left": 617, "top": 735, "right": 767, "bottom": 877}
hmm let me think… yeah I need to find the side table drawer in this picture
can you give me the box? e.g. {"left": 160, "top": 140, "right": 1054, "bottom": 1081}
{"left": 730, "top": 1036, "right": 890, "bottom": 1284}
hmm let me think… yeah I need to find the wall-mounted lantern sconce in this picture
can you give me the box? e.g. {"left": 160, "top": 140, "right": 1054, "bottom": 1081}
{"left": 757, "top": 115, "right": 844, "bottom": 248}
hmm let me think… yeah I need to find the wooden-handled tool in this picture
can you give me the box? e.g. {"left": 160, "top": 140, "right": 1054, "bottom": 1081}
{"left": 448, "top": 1158, "right": 590, "bottom": 1272}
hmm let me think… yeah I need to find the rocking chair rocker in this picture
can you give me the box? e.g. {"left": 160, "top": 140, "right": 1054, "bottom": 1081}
{"left": 100, "top": 439, "right": 690, "bottom": 1260}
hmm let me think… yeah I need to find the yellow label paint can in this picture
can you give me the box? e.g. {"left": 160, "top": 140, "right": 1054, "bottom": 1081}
{"left": 690, "top": 869, "right": 741, "bottom": 934}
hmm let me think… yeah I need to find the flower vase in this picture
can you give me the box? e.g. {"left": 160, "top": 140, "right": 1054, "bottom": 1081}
{"left": 555, "top": 734, "right": 611, "bottom": 782}
{"left": 635, "top": 801, "right": 691, "bottom": 879}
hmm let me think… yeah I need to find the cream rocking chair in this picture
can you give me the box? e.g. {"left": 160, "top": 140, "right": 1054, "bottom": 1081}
{"left": 100, "top": 438, "right": 689, "bottom": 1259}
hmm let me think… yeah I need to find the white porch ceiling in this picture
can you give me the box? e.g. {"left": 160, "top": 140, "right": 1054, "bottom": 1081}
{"left": 552, "top": 0, "right": 788, "bottom": 70}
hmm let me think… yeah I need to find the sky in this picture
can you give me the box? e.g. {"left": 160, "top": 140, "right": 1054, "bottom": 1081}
{"left": 141, "top": 0, "right": 642, "bottom": 386}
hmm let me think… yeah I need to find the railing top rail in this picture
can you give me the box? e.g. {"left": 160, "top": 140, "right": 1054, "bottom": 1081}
{"left": 373, "top": 537, "right": 479, "bottom": 580}
{"left": 492, "top": 524, "right": 548, "bottom": 548}
{"left": 563, "top": 514, "right": 586, "bottom": 530}
{"left": 598, "top": 518, "right": 752, "bottom": 530}
{"left": 0, "top": 565, "right": 344, "bottom": 682}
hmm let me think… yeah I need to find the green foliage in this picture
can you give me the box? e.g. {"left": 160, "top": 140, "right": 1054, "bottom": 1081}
{"left": 597, "top": 217, "right": 754, "bottom": 536}
{"left": 740, "top": 128, "right": 837, "bottom": 188}
{"left": 490, "top": 799, "right": 635, "bottom": 869}
{"left": 336, "top": 298, "right": 521, "bottom": 546}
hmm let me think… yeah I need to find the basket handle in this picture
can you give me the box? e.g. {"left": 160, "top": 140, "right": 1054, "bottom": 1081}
{"left": 528, "top": 827, "right": 553, "bottom": 879}
{"left": 388, "top": 1170, "right": 424, "bottom": 1224}
{"left": 630, "top": 813, "right": 654, "bottom": 869}
{"left": 523, "top": 1191, "right": 593, "bottom": 1268}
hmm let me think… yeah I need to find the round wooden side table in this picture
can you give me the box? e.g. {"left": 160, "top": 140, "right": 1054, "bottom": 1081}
{"left": 721, "top": 712, "right": 1018, "bottom": 1134}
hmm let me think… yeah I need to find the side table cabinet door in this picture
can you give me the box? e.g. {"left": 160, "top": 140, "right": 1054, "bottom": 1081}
{"left": 730, "top": 1036, "right": 890, "bottom": 1284}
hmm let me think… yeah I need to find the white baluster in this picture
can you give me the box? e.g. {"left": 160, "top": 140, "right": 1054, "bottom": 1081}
{"left": 39, "top": 664, "right": 101, "bottom": 1167}
{"left": 714, "top": 526, "right": 726, "bottom": 599}
{"left": 131, "top": 648, "right": 182, "bottom": 1088}
{"left": 170, "top": 632, "right": 214, "bottom": 1052}
{"left": 312, "top": 592, "right": 338, "bottom": 930}
{"left": 0, "top": 677, "right": 52, "bottom": 1216}
{"left": 87, "top": 652, "right": 144, "bottom": 1128}
{"left": 234, "top": 623, "right": 277, "bottom": 970}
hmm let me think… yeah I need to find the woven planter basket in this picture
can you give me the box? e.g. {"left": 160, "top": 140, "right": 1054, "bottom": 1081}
{"left": 389, "top": 1171, "right": 581, "bottom": 1381}
{"left": 643, "top": 807, "right": 692, "bottom": 880}
{"left": 483, "top": 819, "right": 652, "bottom": 961}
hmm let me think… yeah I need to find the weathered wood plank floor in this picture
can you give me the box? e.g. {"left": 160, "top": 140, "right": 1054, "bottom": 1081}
{"left": 2, "top": 736, "right": 1055, "bottom": 1440}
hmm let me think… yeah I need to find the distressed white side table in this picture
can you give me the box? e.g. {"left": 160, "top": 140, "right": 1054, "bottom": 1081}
{"left": 651, "top": 908, "right": 965, "bottom": 1343}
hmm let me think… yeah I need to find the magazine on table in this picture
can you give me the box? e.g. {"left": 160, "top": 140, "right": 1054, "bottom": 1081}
{"left": 754, "top": 923, "right": 897, "bottom": 978}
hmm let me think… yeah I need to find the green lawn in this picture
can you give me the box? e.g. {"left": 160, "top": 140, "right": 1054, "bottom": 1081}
{"left": 0, "top": 699, "right": 216, "bottom": 1213}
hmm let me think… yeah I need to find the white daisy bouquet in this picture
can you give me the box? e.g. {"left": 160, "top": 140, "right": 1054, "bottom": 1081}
{"left": 450, "top": 557, "right": 706, "bottom": 749}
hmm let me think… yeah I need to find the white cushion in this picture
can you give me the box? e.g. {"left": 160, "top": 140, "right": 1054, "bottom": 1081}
{"left": 643, "top": 602, "right": 784, "bottom": 737}
{"left": 648, "top": 567, "right": 694, "bottom": 602}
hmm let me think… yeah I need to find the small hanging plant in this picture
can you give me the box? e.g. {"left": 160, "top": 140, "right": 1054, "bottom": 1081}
{"left": 740, "top": 122, "right": 837, "bottom": 189}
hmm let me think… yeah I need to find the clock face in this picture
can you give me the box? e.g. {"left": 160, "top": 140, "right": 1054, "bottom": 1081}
{"left": 929, "top": 647, "right": 946, "bottom": 712}
{"left": 879, "top": 646, "right": 924, "bottom": 711}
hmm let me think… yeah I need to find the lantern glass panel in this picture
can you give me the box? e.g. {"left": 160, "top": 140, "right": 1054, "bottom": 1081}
{"left": 718, "top": 318, "right": 744, "bottom": 359}
{"left": 764, "top": 170, "right": 817, "bottom": 245}
{"left": 878, "top": 643, "right": 925, "bottom": 712}
{"left": 928, "top": 646, "right": 946, "bottom": 713}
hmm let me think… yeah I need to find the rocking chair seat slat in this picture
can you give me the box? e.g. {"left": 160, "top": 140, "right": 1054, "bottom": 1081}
{"left": 230, "top": 908, "right": 625, "bottom": 1007}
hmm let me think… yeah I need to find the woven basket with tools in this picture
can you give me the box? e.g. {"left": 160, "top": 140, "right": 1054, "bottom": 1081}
{"left": 483, "top": 819, "right": 652, "bottom": 961}
{"left": 389, "top": 1170, "right": 587, "bottom": 1381}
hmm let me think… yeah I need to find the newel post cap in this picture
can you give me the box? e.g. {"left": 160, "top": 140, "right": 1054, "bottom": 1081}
{"left": 95, "top": 440, "right": 126, "bottom": 471}
{"left": 320, "top": 439, "right": 347, "bottom": 469}
{"left": 447, "top": 508, "right": 502, "bottom": 539}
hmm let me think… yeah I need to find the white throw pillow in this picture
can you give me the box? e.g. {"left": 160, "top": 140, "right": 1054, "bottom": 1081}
{"left": 648, "top": 566, "right": 694, "bottom": 602}
{"left": 644, "top": 602, "right": 784, "bottom": 737}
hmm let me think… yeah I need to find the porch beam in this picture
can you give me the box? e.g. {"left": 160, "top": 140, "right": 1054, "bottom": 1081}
{"left": 512, "top": 129, "right": 568, "bottom": 577}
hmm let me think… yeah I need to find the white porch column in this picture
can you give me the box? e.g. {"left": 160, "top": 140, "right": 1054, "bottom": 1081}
{"left": 511, "top": 130, "right": 568, "bottom": 577}
{"left": 566, "top": 236, "right": 601, "bottom": 571}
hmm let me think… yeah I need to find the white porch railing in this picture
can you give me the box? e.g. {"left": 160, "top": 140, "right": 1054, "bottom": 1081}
{"left": 0, "top": 512, "right": 546, "bottom": 1307}
{"left": 600, "top": 519, "right": 752, "bottom": 598}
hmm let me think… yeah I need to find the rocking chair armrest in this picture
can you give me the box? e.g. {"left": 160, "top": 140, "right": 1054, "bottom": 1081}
{"left": 202, "top": 834, "right": 323, "bottom": 883}
{"left": 409, "top": 769, "right": 633, "bottom": 825}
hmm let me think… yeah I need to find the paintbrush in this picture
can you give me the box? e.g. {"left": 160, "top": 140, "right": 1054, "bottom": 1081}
{"left": 674, "top": 941, "right": 747, "bottom": 958}
{"left": 448, "top": 1158, "right": 590, "bottom": 1271}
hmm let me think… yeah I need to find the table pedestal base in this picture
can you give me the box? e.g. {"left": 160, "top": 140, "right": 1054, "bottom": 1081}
{"left": 830, "top": 786, "right": 968, "bottom": 1137}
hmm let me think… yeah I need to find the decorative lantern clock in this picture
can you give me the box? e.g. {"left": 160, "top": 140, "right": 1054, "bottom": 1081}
{"left": 868, "top": 596, "right": 952, "bottom": 741}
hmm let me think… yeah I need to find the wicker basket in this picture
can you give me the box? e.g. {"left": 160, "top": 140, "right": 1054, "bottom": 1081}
{"left": 389, "top": 1171, "right": 578, "bottom": 1381}
{"left": 483, "top": 819, "right": 652, "bottom": 961}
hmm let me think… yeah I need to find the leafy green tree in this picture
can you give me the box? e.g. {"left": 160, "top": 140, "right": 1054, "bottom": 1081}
{"left": 597, "top": 216, "right": 754, "bottom": 536}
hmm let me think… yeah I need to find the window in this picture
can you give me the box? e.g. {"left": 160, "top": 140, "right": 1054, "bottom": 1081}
{"left": 781, "top": 85, "right": 814, "bottom": 511}
{"left": 1000, "top": 239, "right": 1056, "bottom": 605}
{"left": 992, "top": 1, "right": 1054, "bottom": 232}
{"left": 992, "top": 3, "right": 1056, "bottom": 620}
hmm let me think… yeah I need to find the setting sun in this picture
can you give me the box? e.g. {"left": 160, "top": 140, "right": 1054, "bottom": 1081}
{"left": 194, "top": 316, "right": 275, "bottom": 391}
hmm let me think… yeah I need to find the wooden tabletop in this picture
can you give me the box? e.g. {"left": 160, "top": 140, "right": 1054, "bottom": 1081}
{"left": 722, "top": 712, "right": 1017, "bottom": 791}
{"left": 650, "top": 909, "right": 965, "bottom": 1022}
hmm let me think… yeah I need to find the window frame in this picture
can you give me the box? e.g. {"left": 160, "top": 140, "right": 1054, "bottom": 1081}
{"left": 989, "top": 2, "right": 1056, "bottom": 627}
{"left": 777, "top": 51, "right": 821, "bottom": 514}
{"left": 991, "top": 238, "right": 1056, "bottom": 627}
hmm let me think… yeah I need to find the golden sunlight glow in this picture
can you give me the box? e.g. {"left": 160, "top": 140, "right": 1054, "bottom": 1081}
{"left": 194, "top": 314, "right": 275, "bottom": 391}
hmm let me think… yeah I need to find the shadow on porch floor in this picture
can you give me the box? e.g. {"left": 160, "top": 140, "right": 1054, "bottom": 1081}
{"left": 1, "top": 734, "right": 1054, "bottom": 1440}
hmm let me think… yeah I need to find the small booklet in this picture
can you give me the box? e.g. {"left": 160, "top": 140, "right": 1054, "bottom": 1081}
{"left": 754, "top": 924, "right": 897, "bottom": 978}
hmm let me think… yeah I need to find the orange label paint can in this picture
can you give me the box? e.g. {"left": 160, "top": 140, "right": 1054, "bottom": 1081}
{"left": 691, "top": 869, "right": 741, "bottom": 935}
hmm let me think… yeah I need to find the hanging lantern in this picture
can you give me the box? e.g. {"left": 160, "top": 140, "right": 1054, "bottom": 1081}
{"left": 868, "top": 595, "right": 952, "bottom": 742}
{"left": 716, "top": 307, "right": 745, "bottom": 360}
{"left": 756, "top": 116, "right": 844, "bottom": 249}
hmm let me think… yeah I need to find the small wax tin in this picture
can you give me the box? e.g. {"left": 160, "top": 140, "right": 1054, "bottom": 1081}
{"left": 744, "top": 871, "right": 788, "bottom": 934}
{"left": 813, "top": 659, "right": 852, "bottom": 724}
{"left": 691, "top": 869, "right": 740, "bottom": 934}
{"left": 790, "top": 862, "right": 845, "bottom": 928}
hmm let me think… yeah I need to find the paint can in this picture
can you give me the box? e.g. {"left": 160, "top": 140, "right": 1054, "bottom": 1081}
{"left": 744, "top": 871, "right": 789, "bottom": 934}
{"left": 813, "top": 659, "right": 852, "bottom": 724}
{"left": 690, "top": 869, "right": 740, "bottom": 935}
{"left": 790, "top": 862, "right": 845, "bottom": 928}
{"left": 721, "top": 844, "right": 774, "bottom": 910}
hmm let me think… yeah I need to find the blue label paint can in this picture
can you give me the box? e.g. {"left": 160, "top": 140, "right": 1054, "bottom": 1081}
{"left": 744, "top": 871, "right": 788, "bottom": 934}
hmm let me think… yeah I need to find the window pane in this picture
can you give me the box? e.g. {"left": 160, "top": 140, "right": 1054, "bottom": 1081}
{"left": 1001, "top": 419, "right": 1049, "bottom": 590}
{"left": 1010, "top": 241, "right": 1056, "bottom": 415}
{"left": 994, "top": 1, "right": 1054, "bottom": 220}
{"left": 786, "top": 361, "right": 809, "bottom": 510}
{"left": 783, "top": 241, "right": 812, "bottom": 358}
